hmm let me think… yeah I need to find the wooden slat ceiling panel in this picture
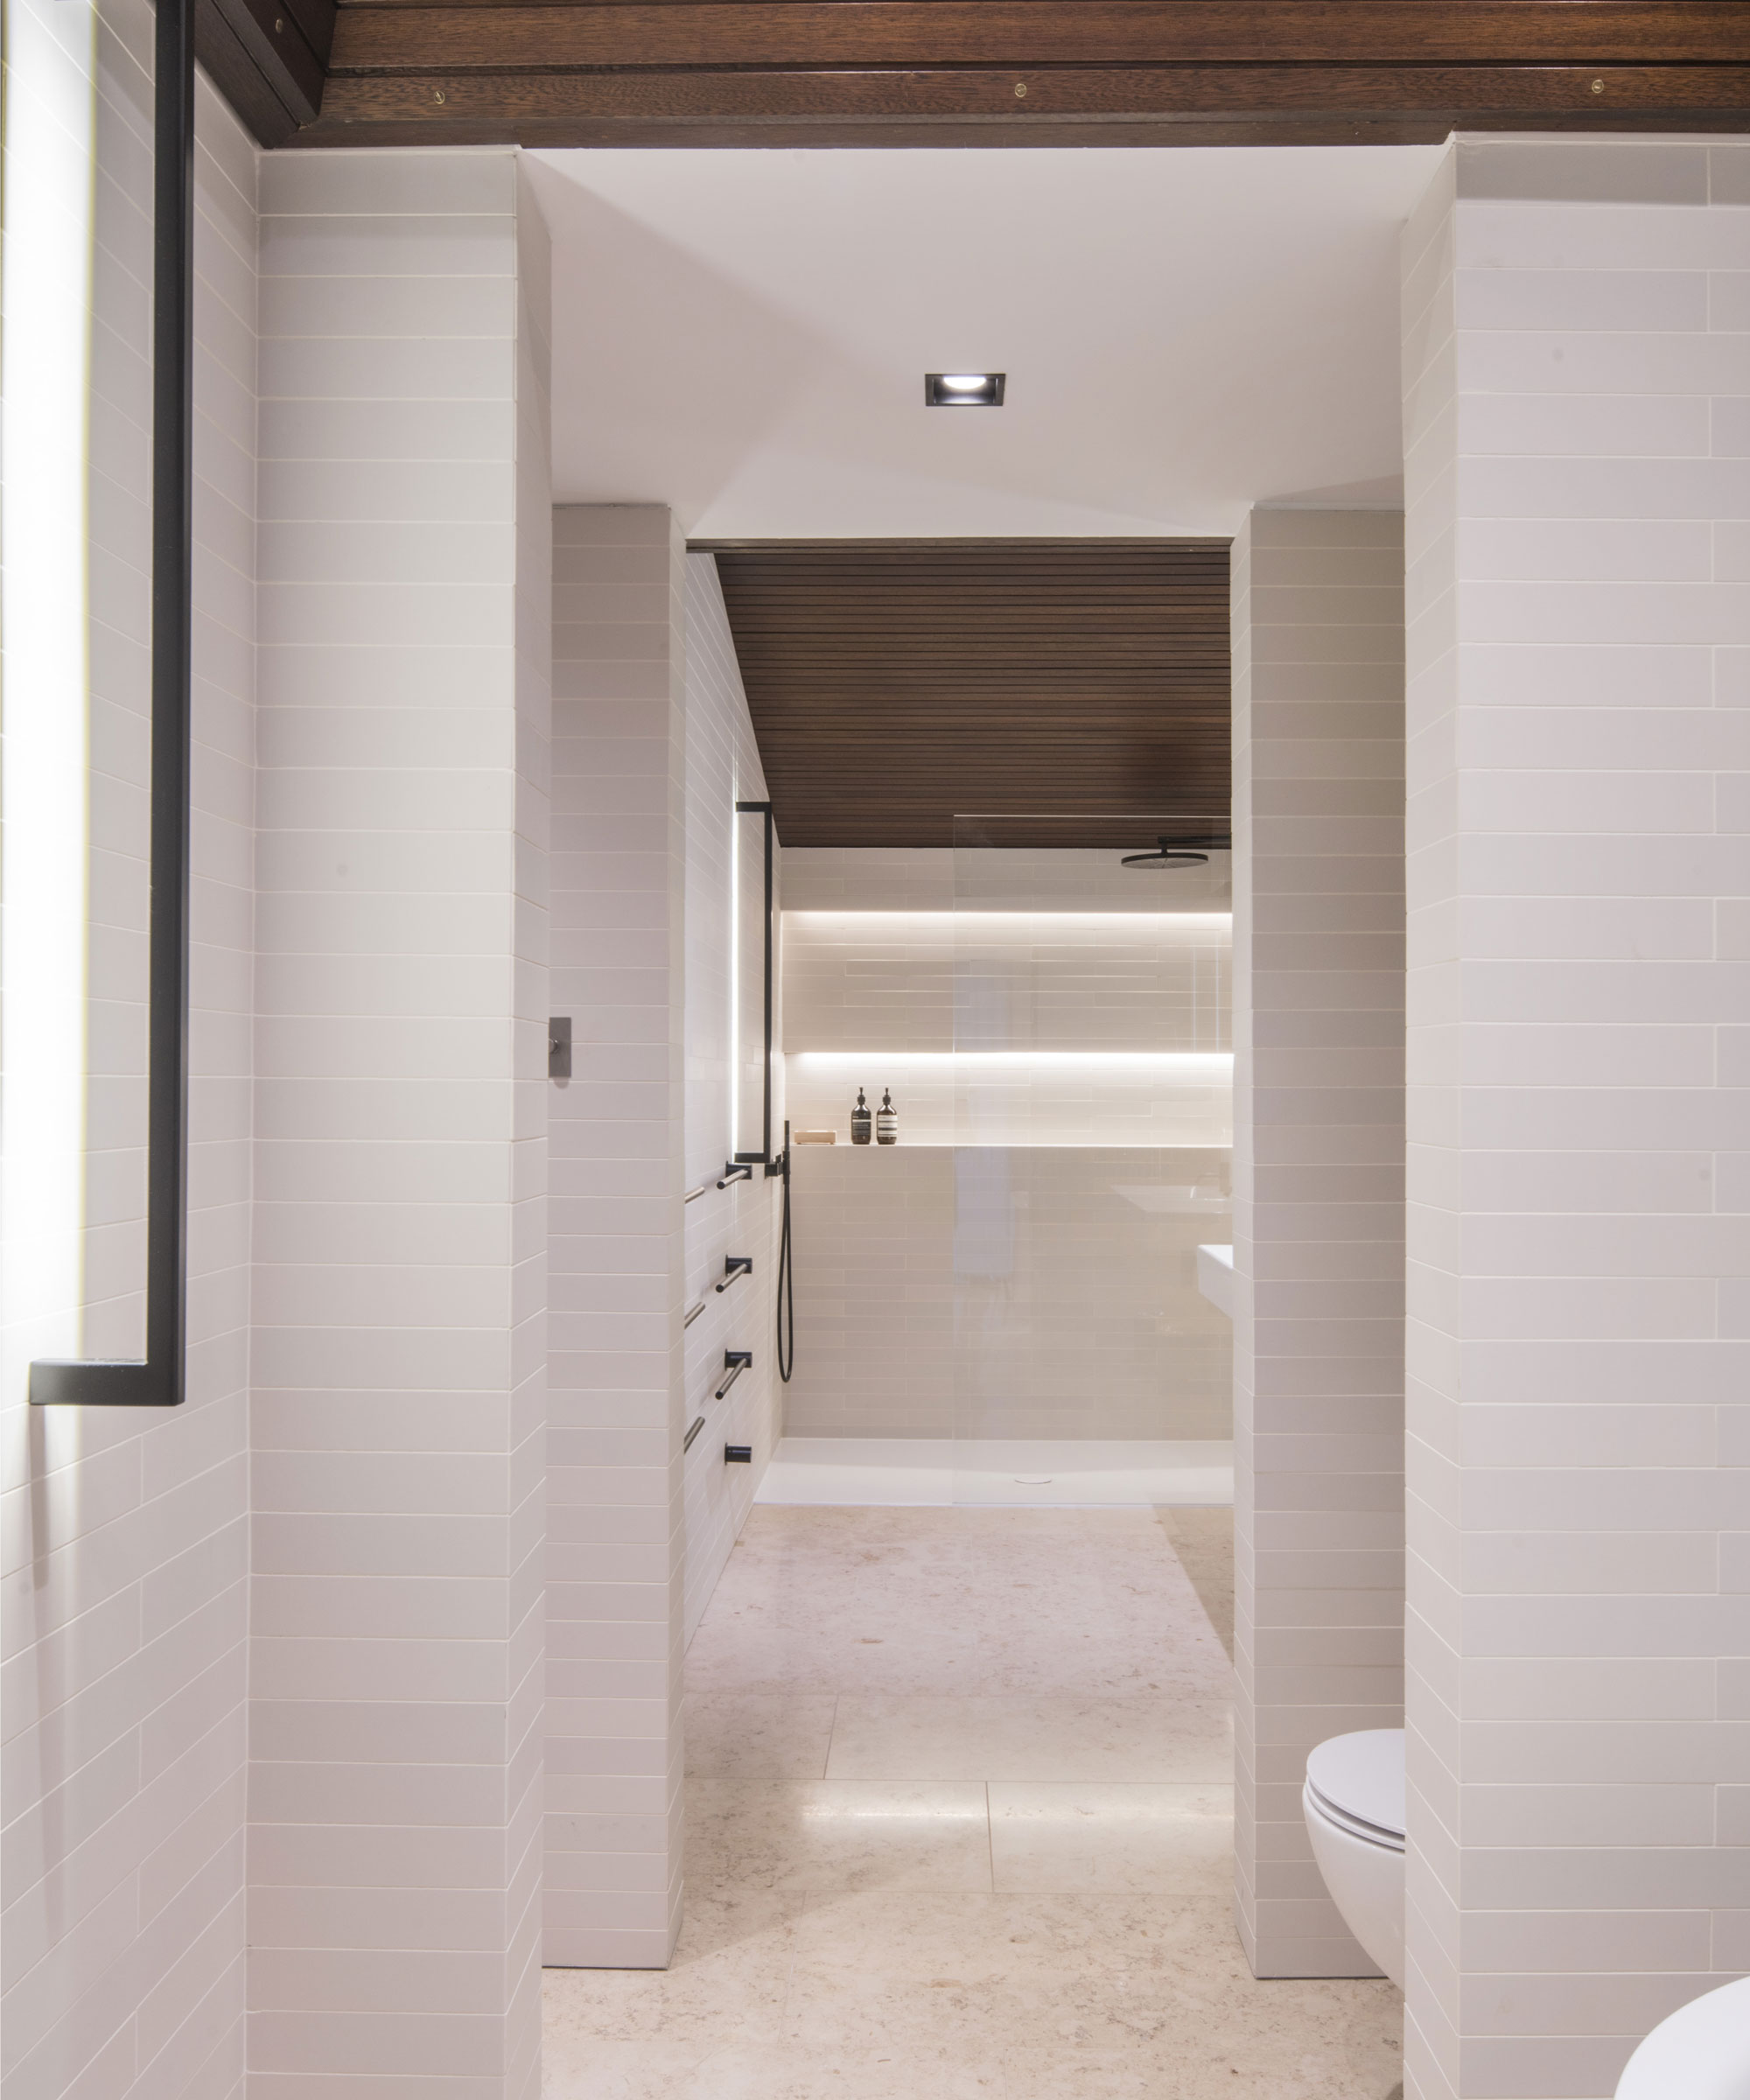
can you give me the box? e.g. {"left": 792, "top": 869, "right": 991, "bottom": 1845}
{"left": 709, "top": 539, "right": 1230, "bottom": 849}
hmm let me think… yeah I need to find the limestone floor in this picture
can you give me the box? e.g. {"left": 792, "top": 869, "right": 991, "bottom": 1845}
{"left": 544, "top": 1506, "right": 1403, "bottom": 2099}
{"left": 1156, "top": 1506, "right": 1236, "bottom": 1661}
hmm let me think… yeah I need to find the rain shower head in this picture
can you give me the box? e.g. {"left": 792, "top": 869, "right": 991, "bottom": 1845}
{"left": 1121, "top": 832, "right": 1228, "bottom": 871}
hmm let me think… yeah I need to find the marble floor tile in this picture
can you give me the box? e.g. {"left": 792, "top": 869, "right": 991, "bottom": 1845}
{"left": 684, "top": 1693, "right": 839, "bottom": 1781}
{"left": 1003, "top": 2040, "right": 1403, "bottom": 2100}
{"left": 825, "top": 1695, "right": 1234, "bottom": 1783}
{"left": 684, "top": 1505, "right": 1231, "bottom": 1699}
{"left": 542, "top": 1885, "right": 802, "bottom": 2052}
{"left": 988, "top": 1782, "right": 1234, "bottom": 1894}
{"left": 689, "top": 1777, "right": 994, "bottom": 1894}
{"left": 542, "top": 2040, "right": 1006, "bottom": 2099}
{"left": 780, "top": 1891, "right": 1398, "bottom": 2081}
{"left": 545, "top": 1502, "right": 1401, "bottom": 2100}
{"left": 1157, "top": 1505, "right": 1235, "bottom": 1661}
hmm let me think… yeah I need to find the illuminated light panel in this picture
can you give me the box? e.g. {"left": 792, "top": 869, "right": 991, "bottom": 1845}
{"left": 729, "top": 791, "right": 740, "bottom": 1156}
{"left": 784, "top": 910, "right": 1231, "bottom": 927}
{"left": 793, "top": 1051, "right": 1232, "bottom": 1066}
{"left": 1, "top": 0, "right": 97, "bottom": 1389}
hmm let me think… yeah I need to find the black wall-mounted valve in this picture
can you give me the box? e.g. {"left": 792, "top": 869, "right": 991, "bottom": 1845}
{"left": 724, "top": 1445, "right": 752, "bottom": 1465}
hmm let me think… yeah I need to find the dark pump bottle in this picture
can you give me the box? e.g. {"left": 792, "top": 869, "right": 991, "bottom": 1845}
{"left": 850, "top": 1088, "right": 872, "bottom": 1144}
{"left": 877, "top": 1088, "right": 897, "bottom": 1144}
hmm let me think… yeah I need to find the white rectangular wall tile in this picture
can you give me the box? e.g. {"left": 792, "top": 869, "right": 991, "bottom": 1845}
{"left": 546, "top": 506, "right": 686, "bottom": 1969}
{"left": 250, "top": 149, "right": 549, "bottom": 2100}
{"left": 1231, "top": 507, "right": 1408, "bottom": 1980}
{"left": 780, "top": 1144, "right": 1231, "bottom": 1440}
{"left": 1403, "top": 137, "right": 1750, "bottom": 2100}
{"left": 2, "top": 32, "right": 257, "bottom": 2100}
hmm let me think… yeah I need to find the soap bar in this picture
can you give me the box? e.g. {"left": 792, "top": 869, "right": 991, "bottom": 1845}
{"left": 792, "top": 1130, "right": 836, "bottom": 1145}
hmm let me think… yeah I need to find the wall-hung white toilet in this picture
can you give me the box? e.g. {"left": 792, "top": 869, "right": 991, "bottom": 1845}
{"left": 1614, "top": 1975, "right": 1750, "bottom": 2097}
{"left": 1302, "top": 1728, "right": 1406, "bottom": 1990}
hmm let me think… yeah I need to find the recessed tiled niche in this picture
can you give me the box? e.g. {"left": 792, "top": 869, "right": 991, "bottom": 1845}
{"left": 778, "top": 848, "right": 1234, "bottom": 1439}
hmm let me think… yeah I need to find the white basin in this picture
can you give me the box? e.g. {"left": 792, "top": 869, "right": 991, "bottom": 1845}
{"left": 1195, "top": 1242, "right": 1234, "bottom": 1318}
{"left": 1616, "top": 1977, "right": 1750, "bottom": 2098}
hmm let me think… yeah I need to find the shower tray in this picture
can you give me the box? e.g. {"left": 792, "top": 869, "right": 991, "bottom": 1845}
{"left": 754, "top": 1436, "right": 1235, "bottom": 1508}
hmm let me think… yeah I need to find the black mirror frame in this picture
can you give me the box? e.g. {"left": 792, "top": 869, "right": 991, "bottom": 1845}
{"left": 732, "top": 800, "right": 774, "bottom": 1170}
{"left": 32, "top": 0, "right": 193, "bottom": 1405}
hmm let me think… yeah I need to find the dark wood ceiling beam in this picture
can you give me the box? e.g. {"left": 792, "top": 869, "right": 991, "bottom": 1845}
{"left": 327, "top": 1, "right": 1750, "bottom": 67}
{"left": 199, "top": 0, "right": 334, "bottom": 144}
{"left": 198, "top": 0, "right": 1750, "bottom": 150}
{"left": 305, "top": 66, "right": 1750, "bottom": 149}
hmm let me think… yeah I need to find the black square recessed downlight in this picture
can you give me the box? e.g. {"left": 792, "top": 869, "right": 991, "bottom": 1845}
{"left": 925, "top": 372, "right": 1006, "bottom": 407}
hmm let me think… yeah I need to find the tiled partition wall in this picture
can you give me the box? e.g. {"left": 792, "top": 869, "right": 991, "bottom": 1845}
{"left": 783, "top": 1146, "right": 1233, "bottom": 1440}
{"left": 250, "top": 154, "right": 550, "bottom": 2100}
{"left": 779, "top": 849, "right": 1233, "bottom": 1439}
{"left": 1401, "top": 136, "right": 1750, "bottom": 2100}
{"left": 679, "top": 551, "right": 781, "bottom": 1646}
{"left": 1229, "top": 508, "right": 1407, "bottom": 1980}
{"left": 1, "top": 44, "right": 257, "bottom": 2100}
{"left": 545, "top": 507, "right": 687, "bottom": 1968}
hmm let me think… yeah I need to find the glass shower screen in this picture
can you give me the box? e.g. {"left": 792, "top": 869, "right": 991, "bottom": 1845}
{"left": 948, "top": 816, "right": 1236, "bottom": 1506}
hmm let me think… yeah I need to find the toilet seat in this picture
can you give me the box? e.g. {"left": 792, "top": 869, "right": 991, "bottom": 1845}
{"left": 1301, "top": 1729, "right": 1408, "bottom": 1989}
{"left": 1305, "top": 1729, "right": 1405, "bottom": 1852}
{"left": 1615, "top": 1975, "right": 1750, "bottom": 2098}
{"left": 1307, "top": 1785, "right": 1405, "bottom": 1852}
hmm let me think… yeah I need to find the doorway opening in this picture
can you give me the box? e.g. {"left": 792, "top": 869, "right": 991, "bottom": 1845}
{"left": 536, "top": 142, "right": 1420, "bottom": 2096}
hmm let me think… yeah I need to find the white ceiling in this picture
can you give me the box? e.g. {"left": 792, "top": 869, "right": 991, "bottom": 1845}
{"left": 526, "top": 144, "right": 1446, "bottom": 540}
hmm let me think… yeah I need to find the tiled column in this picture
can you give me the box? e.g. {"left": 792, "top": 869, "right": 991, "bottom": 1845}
{"left": 545, "top": 505, "right": 688, "bottom": 1968}
{"left": 249, "top": 152, "right": 550, "bottom": 2100}
{"left": 1231, "top": 507, "right": 1408, "bottom": 1978}
{"left": 1402, "top": 136, "right": 1750, "bottom": 2100}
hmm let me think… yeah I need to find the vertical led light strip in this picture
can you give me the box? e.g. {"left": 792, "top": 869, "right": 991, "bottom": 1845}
{"left": 0, "top": 0, "right": 97, "bottom": 1391}
{"left": 728, "top": 788, "right": 740, "bottom": 1159}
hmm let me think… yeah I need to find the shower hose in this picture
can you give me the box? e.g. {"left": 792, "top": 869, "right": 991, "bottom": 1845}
{"left": 776, "top": 1124, "right": 794, "bottom": 1382}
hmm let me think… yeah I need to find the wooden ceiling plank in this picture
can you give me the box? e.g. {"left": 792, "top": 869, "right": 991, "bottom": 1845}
{"left": 200, "top": 0, "right": 1750, "bottom": 148}
{"left": 712, "top": 538, "right": 1233, "bottom": 850}
{"left": 326, "top": 1, "right": 1750, "bottom": 71}
{"left": 307, "top": 66, "right": 1750, "bottom": 149}
{"left": 196, "top": 0, "right": 305, "bottom": 143}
